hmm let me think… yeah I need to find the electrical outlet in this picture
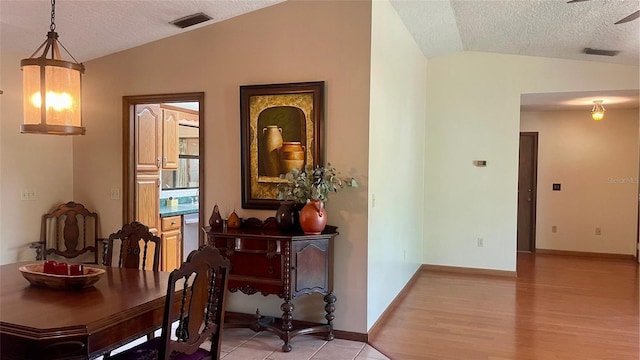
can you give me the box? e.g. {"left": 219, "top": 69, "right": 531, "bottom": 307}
{"left": 477, "top": 238, "right": 484, "bottom": 247}
{"left": 21, "top": 189, "right": 36, "bottom": 201}
{"left": 110, "top": 188, "right": 120, "bottom": 200}
{"left": 552, "top": 225, "right": 557, "bottom": 233}
{"left": 595, "top": 227, "right": 601, "bottom": 236}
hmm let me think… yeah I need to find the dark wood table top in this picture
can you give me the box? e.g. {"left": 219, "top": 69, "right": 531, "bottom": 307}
{"left": 203, "top": 225, "right": 338, "bottom": 240}
{"left": 0, "top": 262, "right": 171, "bottom": 359}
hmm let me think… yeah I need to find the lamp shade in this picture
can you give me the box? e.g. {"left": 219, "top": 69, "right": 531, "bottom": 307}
{"left": 21, "top": 58, "right": 84, "bottom": 135}
{"left": 20, "top": 0, "right": 86, "bottom": 136}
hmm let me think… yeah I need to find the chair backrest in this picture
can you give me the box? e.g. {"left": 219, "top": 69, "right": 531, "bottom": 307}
{"left": 104, "top": 221, "right": 161, "bottom": 271}
{"left": 159, "top": 246, "right": 230, "bottom": 360}
{"left": 42, "top": 201, "right": 99, "bottom": 264}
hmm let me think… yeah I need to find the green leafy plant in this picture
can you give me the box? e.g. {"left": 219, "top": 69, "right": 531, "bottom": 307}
{"left": 277, "top": 163, "right": 358, "bottom": 203}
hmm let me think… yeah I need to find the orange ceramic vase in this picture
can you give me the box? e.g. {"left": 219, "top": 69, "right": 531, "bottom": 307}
{"left": 299, "top": 200, "right": 327, "bottom": 235}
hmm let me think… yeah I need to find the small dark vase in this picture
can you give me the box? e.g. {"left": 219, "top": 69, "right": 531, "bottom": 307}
{"left": 275, "top": 202, "right": 303, "bottom": 232}
{"left": 299, "top": 200, "right": 328, "bottom": 235}
{"left": 209, "top": 204, "right": 223, "bottom": 229}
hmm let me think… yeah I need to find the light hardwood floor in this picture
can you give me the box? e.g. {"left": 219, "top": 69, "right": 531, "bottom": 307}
{"left": 368, "top": 253, "right": 639, "bottom": 360}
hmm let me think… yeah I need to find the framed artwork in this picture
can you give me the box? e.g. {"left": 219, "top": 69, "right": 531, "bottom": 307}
{"left": 240, "top": 81, "right": 325, "bottom": 209}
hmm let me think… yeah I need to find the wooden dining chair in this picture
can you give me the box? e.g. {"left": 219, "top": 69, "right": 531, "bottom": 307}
{"left": 31, "top": 201, "right": 99, "bottom": 264}
{"left": 103, "top": 221, "right": 161, "bottom": 271}
{"left": 100, "top": 221, "right": 162, "bottom": 360}
{"left": 109, "top": 245, "right": 231, "bottom": 360}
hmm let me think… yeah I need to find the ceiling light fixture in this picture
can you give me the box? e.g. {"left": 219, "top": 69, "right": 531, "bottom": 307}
{"left": 591, "top": 100, "right": 605, "bottom": 121}
{"left": 20, "top": 0, "right": 85, "bottom": 135}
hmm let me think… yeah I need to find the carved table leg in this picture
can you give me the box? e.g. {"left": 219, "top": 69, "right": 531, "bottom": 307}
{"left": 280, "top": 299, "right": 294, "bottom": 352}
{"left": 324, "top": 292, "right": 336, "bottom": 341}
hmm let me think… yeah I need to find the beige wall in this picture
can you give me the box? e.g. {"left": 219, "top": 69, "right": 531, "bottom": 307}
{"left": 425, "top": 51, "right": 639, "bottom": 271}
{"left": 75, "top": 0, "right": 372, "bottom": 333}
{"left": 367, "top": 0, "right": 426, "bottom": 330}
{"left": 3, "top": 0, "right": 638, "bottom": 336}
{"left": 0, "top": 49, "right": 75, "bottom": 264}
{"left": 521, "top": 109, "right": 639, "bottom": 255}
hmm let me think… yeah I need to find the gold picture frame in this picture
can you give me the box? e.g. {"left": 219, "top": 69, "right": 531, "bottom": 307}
{"left": 240, "top": 81, "right": 325, "bottom": 209}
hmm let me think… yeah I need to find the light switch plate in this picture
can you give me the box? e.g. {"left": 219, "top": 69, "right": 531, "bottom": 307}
{"left": 110, "top": 188, "right": 120, "bottom": 200}
{"left": 21, "top": 189, "right": 36, "bottom": 201}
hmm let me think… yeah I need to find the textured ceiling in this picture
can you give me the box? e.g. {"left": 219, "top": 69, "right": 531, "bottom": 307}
{"left": 1, "top": 0, "right": 638, "bottom": 111}
{"left": 391, "top": 0, "right": 640, "bottom": 65}
{"left": 0, "top": 0, "right": 286, "bottom": 62}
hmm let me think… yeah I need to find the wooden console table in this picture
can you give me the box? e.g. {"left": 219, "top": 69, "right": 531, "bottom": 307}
{"left": 204, "top": 222, "right": 337, "bottom": 352}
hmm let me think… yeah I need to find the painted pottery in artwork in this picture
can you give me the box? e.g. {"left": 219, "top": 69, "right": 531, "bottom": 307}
{"left": 299, "top": 200, "right": 328, "bottom": 235}
{"left": 262, "top": 125, "right": 283, "bottom": 177}
{"left": 279, "top": 142, "right": 305, "bottom": 174}
{"left": 275, "top": 202, "right": 303, "bottom": 232}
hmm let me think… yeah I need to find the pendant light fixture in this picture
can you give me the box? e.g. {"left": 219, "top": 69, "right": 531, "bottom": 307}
{"left": 21, "top": 0, "right": 86, "bottom": 135}
{"left": 591, "top": 100, "right": 605, "bottom": 121}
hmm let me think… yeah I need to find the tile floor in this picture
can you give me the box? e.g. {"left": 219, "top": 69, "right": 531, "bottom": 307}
{"left": 217, "top": 328, "right": 390, "bottom": 360}
{"left": 103, "top": 327, "right": 390, "bottom": 360}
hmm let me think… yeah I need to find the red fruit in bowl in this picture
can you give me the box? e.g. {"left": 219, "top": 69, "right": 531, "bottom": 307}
{"left": 43, "top": 260, "right": 57, "bottom": 274}
{"left": 54, "top": 262, "right": 68, "bottom": 275}
{"left": 69, "top": 264, "right": 84, "bottom": 276}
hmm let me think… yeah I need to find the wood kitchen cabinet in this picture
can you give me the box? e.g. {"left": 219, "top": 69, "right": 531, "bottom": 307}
{"left": 135, "top": 104, "right": 161, "bottom": 173}
{"left": 160, "top": 105, "right": 198, "bottom": 170}
{"left": 205, "top": 222, "right": 337, "bottom": 352}
{"left": 161, "top": 108, "right": 179, "bottom": 170}
{"left": 135, "top": 174, "right": 160, "bottom": 235}
{"left": 161, "top": 216, "right": 182, "bottom": 272}
{"left": 134, "top": 104, "right": 161, "bottom": 236}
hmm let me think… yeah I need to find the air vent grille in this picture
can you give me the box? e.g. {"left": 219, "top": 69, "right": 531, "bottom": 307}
{"left": 171, "top": 12, "right": 212, "bottom": 29}
{"left": 584, "top": 48, "right": 620, "bottom": 57}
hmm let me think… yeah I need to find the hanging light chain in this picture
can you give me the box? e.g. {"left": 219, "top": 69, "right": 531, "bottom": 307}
{"left": 50, "top": 0, "right": 56, "bottom": 31}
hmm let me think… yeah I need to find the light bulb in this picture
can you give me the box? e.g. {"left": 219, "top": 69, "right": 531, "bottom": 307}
{"left": 591, "top": 100, "right": 605, "bottom": 121}
{"left": 29, "top": 91, "right": 73, "bottom": 111}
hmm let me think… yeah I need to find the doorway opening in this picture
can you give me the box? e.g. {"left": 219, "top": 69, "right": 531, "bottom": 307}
{"left": 122, "top": 92, "right": 204, "bottom": 271}
{"left": 519, "top": 90, "right": 639, "bottom": 262}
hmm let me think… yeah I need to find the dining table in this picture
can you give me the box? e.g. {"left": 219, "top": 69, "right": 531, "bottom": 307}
{"left": 0, "top": 262, "right": 173, "bottom": 360}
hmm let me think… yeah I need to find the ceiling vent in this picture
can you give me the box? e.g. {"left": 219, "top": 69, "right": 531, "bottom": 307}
{"left": 583, "top": 48, "right": 620, "bottom": 57}
{"left": 171, "top": 12, "right": 212, "bottom": 29}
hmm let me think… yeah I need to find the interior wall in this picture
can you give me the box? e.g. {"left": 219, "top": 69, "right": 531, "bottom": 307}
{"left": 73, "top": 0, "right": 372, "bottom": 333}
{"left": 521, "top": 109, "right": 639, "bottom": 255}
{"left": 424, "top": 51, "right": 639, "bottom": 271}
{"left": 0, "top": 49, "right": 74, "bottom": 264}
{"left": 367, "top": 0, "right": 426, "bottom": 331}
{"left": 0, "top": 52, "right": 4, "bottom": 259}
